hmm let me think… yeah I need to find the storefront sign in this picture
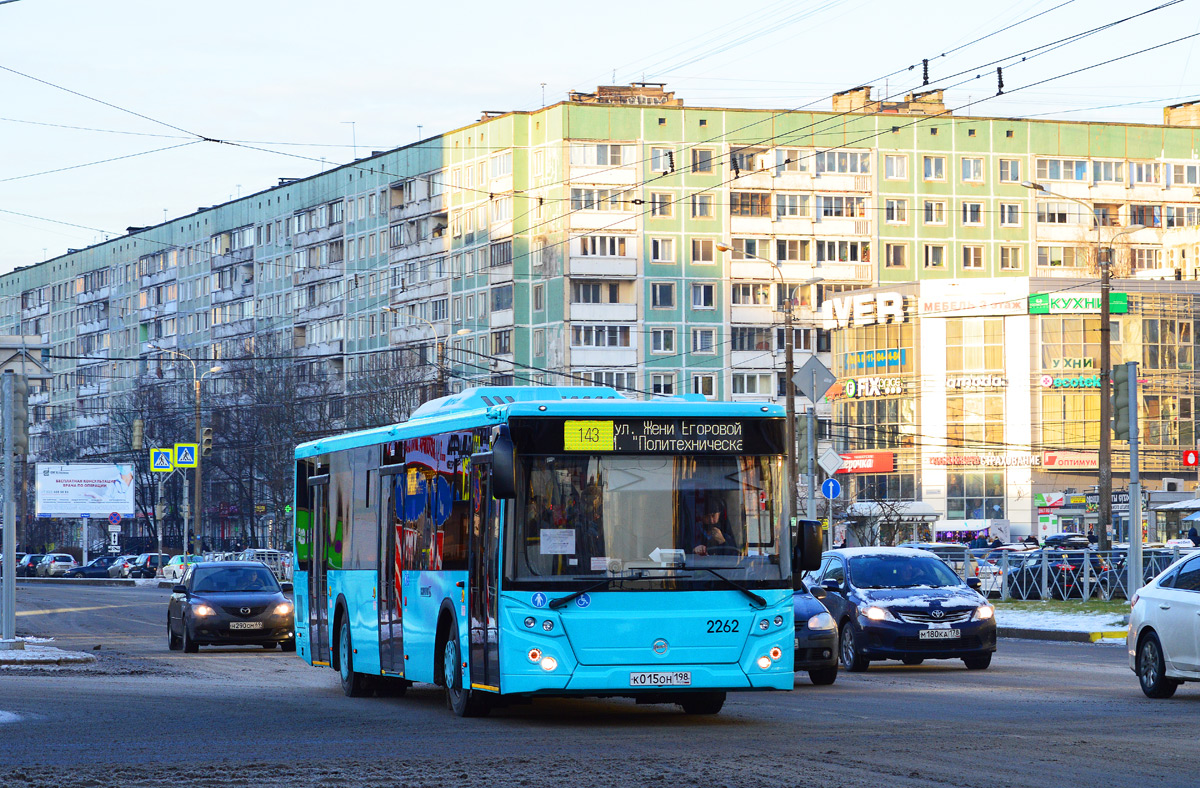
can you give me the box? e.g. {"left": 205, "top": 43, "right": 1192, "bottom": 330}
{"left": 842, "top": 377, "right": 905, "bottom": 398}
{"left": 845, "top": 348, "right": 907, "bottom": 371}
{"left": 821, "top": 292, "right": 906, "bottom": 329}
{"left": 919, "top": 283, "right": 1027, "bottom": 317}
{"left": 1085, "top": 490, "right": 1131, "bottom": 514}
{"left": 835, "top": 451, "right": 895, "bottom": 474}
{"left": 1049, "top": 358, "right": 1095, "bottom": 370}
{"left": 1042, "top": 450, "right": 1100, "bottom": 470}
{"left": 1040, "top": 374, "right": 1101, "bottom": 389}
{"left": 945, "top": 375, "right": 1007, "bottom": 390}
{"left": 1035, "top": 492, "right": 1065, "bottom": 508}
{"left": 928, "top": 453, "right": 1041, "bottom": 467}
{"left": 1028, "top": 292, "right": 1129, "bottom": 315}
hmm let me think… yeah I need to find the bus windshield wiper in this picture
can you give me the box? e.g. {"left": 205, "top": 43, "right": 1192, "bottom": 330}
{"left": 693, "top": 567, "right": 766, "bottom": 607}
{"left": 549, "top": 577, "right": 616, "bottom": 609}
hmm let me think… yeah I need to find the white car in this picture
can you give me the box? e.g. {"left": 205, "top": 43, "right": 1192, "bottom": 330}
{"left": 39, "top": 553, "right": 80, "bottom": 576}
{"left": 1128, "top": 552, "right": 1200, "bottom": 697}
{"left": 161, "top": 555, "right": 203, "bottom": 582}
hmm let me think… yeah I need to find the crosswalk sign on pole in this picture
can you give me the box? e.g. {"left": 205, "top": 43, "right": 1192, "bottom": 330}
{"left": 150, "top": 448, "right": 174, "bottom": 472}
{"left": 174, "top": 443, "right": 198, "bottom": 468}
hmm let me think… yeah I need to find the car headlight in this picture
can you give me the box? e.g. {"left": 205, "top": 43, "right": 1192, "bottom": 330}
{"left": 861, "top": 605, "right": 891, "bottom": 622}
{"left": 975, "top": 605, "right": 994, "bottom": 620}
{"left": 807, "top": 612, "right": 835, "bottom": 631}
{"left": 274, "top": 602, "right": 294, "bottom": 616}
{"left": 192, "top": 603, "right": 215, "bottom": 617}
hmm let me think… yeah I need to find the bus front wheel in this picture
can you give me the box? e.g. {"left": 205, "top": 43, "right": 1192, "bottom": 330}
{"left": 443, "top": 617, "right": 490, "bottom": 717}
{"left": 338, "top": 615, "right": 370, "bottom": 697}
{"left": 678, "top": 691, "right": 725, "bottom": 715}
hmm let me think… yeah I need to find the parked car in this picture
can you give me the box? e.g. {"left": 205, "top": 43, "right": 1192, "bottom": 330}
{"left": 1043, "top": 533, "right": 1091, "bottom": 550}
{"left": 0, "top": 553, "right": 25, "bottom": 575}
{"left": 1099, "top": 548, "right": 1189, "bottom": 599}
{"left": 167, "top": 561, "right": 296, "bottom": 652}
{"left": 107, "top": 555, "right": 139, "bottom": 578}
{"left": 128, "top": 553, "right": 168, "bottom": 579}
{"left": 234, "top": 549, "right": 287, "bottom": 579}
{"left": 64, "top": 556, "right": 119, "bottom": 578}
{"left": 1006, "top": 549, "right": 1112, "bottom": 600}
{"left": 899, "top": 542, "right": 998, "bottom": 597}
{"left": 809, "top": 547, "right": 996, "bottom": 672}
{"left": 162, "top": 555, "right": 204, "bottom": 582}
{"left": 16, "top": 554, "right": 44, "bottom": 577}
{"left": 37, "top": 553, "right": 79, "bottom": 577}
{"left": 1128, "top": 551, "right": 1200, "bottom": 698}
{"left": 793, "top": 579, "right": 838, "bottom": 685}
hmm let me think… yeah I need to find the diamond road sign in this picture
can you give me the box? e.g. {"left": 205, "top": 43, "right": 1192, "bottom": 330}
{"left": 793, "top": 356, "right": 836, "bottom": 402}
{"left": 818, "top": 448, "right": 844, "bottom": 476}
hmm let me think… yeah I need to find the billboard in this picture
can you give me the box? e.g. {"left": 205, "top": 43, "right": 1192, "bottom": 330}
{"left": 35, "top": 464, "right": 135, "bottom": 518}
{"left": 835, "top": 451, "right": 895, "bottom": 474}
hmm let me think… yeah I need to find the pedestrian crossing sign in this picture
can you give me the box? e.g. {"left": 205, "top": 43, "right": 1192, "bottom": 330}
{"left": 174, "top": 443, "right": 198, "bottom": 468}
{"left": 150, "top": 448, "right": 174, "bottom": 472}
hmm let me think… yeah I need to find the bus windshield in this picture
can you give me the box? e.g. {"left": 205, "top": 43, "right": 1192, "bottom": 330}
{"left": 508, "top": 454, "right": 787, "bottom": 590}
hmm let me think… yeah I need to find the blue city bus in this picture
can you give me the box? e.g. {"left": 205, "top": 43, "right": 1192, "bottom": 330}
{"left": 292, "top": 386, "right": 821, "bottom": 716}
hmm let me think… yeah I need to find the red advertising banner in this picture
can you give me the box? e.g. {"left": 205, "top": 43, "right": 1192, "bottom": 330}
{"left": 835, "top": 451, "right": 895, "bottom": 474}
{"left": 1184, "top": 450, "right": 1199, "bottom": 467}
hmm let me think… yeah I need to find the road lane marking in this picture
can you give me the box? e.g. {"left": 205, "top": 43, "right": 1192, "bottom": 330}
{"left": 15, "top": 604, "right": 144, "bottom": 617}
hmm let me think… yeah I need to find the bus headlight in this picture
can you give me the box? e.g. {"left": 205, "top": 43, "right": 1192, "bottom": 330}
{"left": 524, "top": 617, "right": 536, "bottom": 628}
{"left": 756, "top": 656, "right": 772, "bottom": 670}
{"left": 540, "top": 656, "right": 558, "bottom": 671}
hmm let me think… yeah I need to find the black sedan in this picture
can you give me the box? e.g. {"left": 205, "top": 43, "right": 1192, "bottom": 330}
{"left": 811, "top": 547, "right": 996, "bottom": 672}
{"left": 793, "top": 581, "right": 838, "bottom": 684}
{"left": 63, "top": 556, "right": 119, "bottom": 578}
{"left": 167, "top": 561, "right": 295, "bottom": 653}
{"left": 16, "top": 554, "right": 44, "bottom": 577}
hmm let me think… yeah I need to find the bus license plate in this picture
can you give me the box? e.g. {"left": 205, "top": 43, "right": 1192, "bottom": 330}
{"left": 629, "top": 671, "right": 691, "bottom": 687}
{"left": 918, "top": 629, "right": 960, "bottom": 640}
{"left": 229, "top": 621, "right": 263, "bottom": 630}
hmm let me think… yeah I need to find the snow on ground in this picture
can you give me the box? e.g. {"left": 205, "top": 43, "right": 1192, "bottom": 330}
{"left": 0, "top": 711, "right": 20, "bottom": 724}
{"left": 0, "top": 640, "right": 97, "bottom": 667}
{"left": 996, "top": 608, "right": 1127, "bottom": 633}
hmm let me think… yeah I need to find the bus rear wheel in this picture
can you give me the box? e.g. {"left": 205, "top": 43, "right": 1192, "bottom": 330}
{"left": 443, "top": 617, "right": 490, "bottom": 717}
{"left": 678, "top": 691, "right": 726, "bottom": 715}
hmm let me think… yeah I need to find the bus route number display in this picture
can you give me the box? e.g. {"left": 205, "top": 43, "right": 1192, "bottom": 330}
{"left": 564, "top": 420, "right": 614, "bottom": 451}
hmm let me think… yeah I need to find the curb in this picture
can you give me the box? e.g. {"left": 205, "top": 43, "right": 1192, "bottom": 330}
{"left": 15, "top": 577, "right": 136, "bottom": 587}
{"left": 998, "top": 627, "right": 1127, "bottom": 643}
{"left": 0, "top": 646, "right": 97, "bottom": 667}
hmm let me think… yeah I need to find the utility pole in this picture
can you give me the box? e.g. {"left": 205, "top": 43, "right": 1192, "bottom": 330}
{"left": 784, "top": 295, "right": 797, "bottom": 519}
{"left": 2, "top": 372, "right": 15, "bottom": 644}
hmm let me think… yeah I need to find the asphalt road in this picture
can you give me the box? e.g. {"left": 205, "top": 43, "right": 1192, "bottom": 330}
{"left": 0, "top": 583, "right": 1193, "bottom": 788}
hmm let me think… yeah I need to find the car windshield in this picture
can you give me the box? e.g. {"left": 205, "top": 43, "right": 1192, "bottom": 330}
{"left": 191, "top": 566, "right": 280, "bottom": 594}
{"left": 848, "top": 554, "right": 963, "bottom": 589}
{"left": 507, "top": 454, "right": 787, "bottom": 590}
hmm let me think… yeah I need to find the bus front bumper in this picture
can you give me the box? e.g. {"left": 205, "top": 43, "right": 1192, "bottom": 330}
{"left": 501, "top": 662, "right": 792, "bottom": 695}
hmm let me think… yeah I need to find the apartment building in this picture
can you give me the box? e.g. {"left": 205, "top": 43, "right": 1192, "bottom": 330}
{"left": 5, "top": 82, "right": 1200, "bottom": 541}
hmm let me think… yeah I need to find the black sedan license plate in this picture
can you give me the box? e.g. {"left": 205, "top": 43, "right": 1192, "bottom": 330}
{"left": 918, "top": 629, "right": 960, "bottom": 640}
{"left": 229, "top": 621, "right": 263, "bottom": 630}
{"left": 629, "top": 671, "right": 691, "bottom": 687}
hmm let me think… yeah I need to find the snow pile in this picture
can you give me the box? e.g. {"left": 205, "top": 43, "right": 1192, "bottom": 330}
{"left": 996, "top": 608, "right": 1126, "bottom": 633}
{"left": 0, "top": 640, "right": 97, "bottom": 667}
{"left": 0, "top": 711, "right": 19, "bottom": 724}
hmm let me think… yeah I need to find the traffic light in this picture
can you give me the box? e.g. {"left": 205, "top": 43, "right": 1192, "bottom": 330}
{"left": 1112, "top": 362, "right": 1138, "bottom": 441}
{"left": 131, "top": 418, "right": 144, "bottom": 451}
{"left": 10, "top": 374, "right": 28, "bottom": 456}
{"left": 201, "top": 427, "right": 213, "bottom": 457}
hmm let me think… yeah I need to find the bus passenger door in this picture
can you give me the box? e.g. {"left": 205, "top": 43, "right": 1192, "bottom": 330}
{"left": 469, "top": 463, "right": 500, "bottom": 690}
{"left": 378, "top": 471, "right": 403, "bottom": 673}
{"left": 308, "top": 476, "right": 331, "bottom": 665}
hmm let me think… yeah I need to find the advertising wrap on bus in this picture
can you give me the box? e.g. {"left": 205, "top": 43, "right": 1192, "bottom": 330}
{"left": 291, "top": 387, "right": 816, "bottom": 717}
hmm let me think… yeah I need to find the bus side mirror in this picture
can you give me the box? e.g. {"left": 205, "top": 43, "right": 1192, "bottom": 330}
{"left": 794, "top": 519, "right": 823, "bottom": 574}
{"left": 491, "top": 430, "right": 516, "bottom": 500}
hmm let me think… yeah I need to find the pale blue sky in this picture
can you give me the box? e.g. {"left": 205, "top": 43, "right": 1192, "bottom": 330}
{"left": 1, "top": 0, "right": 1198, "bottom": 272}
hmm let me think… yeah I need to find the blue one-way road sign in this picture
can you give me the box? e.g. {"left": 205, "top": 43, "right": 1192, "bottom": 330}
{"left": 821, "top": 478, "right": 842, "bottom": 500}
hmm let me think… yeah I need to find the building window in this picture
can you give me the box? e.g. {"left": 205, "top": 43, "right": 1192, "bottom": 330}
{"left": 815, "top": 240, "right": 869, "bottom": 263}
{"left": 691, "top": 194, "right": 713, "bottom": 218}
{"left": 570, "top": 143, "right": 634, "bottom": 166}
{"left": 1132, "top": 247, "right": 1160, "bottom": 271}
{"left": 578, "top": 370, "right": 637, "bottom": 391}
{"left": 1036, "top": 201, "right": 1087, "bottom": 225}
{"left": 732, "top": 326, "right": 773, "bottom": 351}
{"left": 885, "top": 243, "right": 908, "bottom": 269}
{"left": 947, "top": 471, "right": 1006, "bottom": 520}
{"left": 884, "top": 154, "right": 907, "bottom": 180}
{"left": 729, "top": 192, "right": 771, "bottom": 217}
{"left": 947, "top": 317, "right": 1004, "bottom": 371}
{"left": 962, "top": 245, "right": 984, "bottom": 270}
{"left": 651, "top": 328, "right": 675, "bottom": 353}
{"left": 1094, "top": 160, "right": 1125, "bottom": 183}
{"left": 999, "top": 159, "right": 1021, "bottom": 182}
{"left": 490, "top": 240, "right": 513, "bottom": 267}
{"left": 961, "top": 202, "right": 984, "bottom": 225}
{"left": 775, "top": 148, "right": 808, "bottom": 173}
{"left": 533, "top": 284, "right": 544, "bottom": 311}
{"left": 730, "top": 283, "right": 771, "bottom": 306}
{"left": 961, "top": 157, "right": 983, "bottom": 182}
{"left": 729, "top": 238, "right": 764, "bottom": 260}
{"left": 923, "top": 156, "right": 945, "bottom": 181}
{"left": 999, "top": 203, "right": 1021, "bottom": 226}
{"left": 817, "top": 195, "right": 866, "bottom": 218}
{"left": 776, "top": 239, "right": 809, "bottom": 262}
{"left": 691, "top": 283, "right": 715, "bottom": 309}
{"left": 1036, "top": 158, "right": 1088, "bottom": 181}
{"left": 691, "top": 238, "right": 714, "bottom": 263}
{"left": 651, "top": 282, "right": 675, "bottom": 308}
{"left": 650, "top": 147, "right": 674, "bottom": 173}
{"left": 1166, "top": 205, "right": 1200, "bottom": 227}
{"left": 1130, "top": 161, "right": 1162, "bottom": 185}
{"left": 571, "top": 325, "right": 632, "bottom": 347}
{"left": 650, "top": 237, "right": 675, "bottom": 262}
{"left": 649, "top": 193, "right": 673, "bottom": 217}
{"left": 691, "top": 149, "right": 714, "bottom": 173}
{"left": 579, "top": 235, "right": 628, "bottom": 256}
{"left": 885, "top": 199, "right": 907, "bottom": 224}
{"left": 775, "top": 194, "right": 810, "bottom": 219}
{"left": 491, "top": 329, "right": 513, "bottom": 355}
{"left": 1037, "top": 246, "right": 1084, "bottom": 268}
{"left": 691, "top": 329, "right": 716, "bottom": 354}
{"left": 924, "top": 244, "right": 945, "bottom": 269}
{"left": 814, "top": 150, "right": 870, "bottom": 174}
{"left": 533, "top": 329, "right": 545, "bottom": 356}
{"left": 732, "top": 373, "right": 772, "bottom": 395}
{"left": 651, "top": 373, "right": 676, "bottom": 395}
{"left": 571, "top": 188, "right": 627, "bottom": 211}
{"left": 1041, "top": 392, "right": 1099, "bottom": 447}
{"left": 1129, "top": 204, "right": 1163, "bottom": 228}
{"left": 923, "top": 200, "right": 946, "bottom": 225}
{"left": 692, "top": 374, "right": 715, "bottom": 397}
{"left": 1000, "top": 246, "right": 1022, "bottom": 271}
{"left": 572, "top": 281, "right": 619, "bottom": 304}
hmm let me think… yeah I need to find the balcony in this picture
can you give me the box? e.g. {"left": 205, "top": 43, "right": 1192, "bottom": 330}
{"left": 570, "top": 348, "right": 637, "bottom": 367}
{"left": 817, "top": 261, "right": 874, "bottom": 283}
{"left": 490, "top": 309, "right": 514, "bottom": 328}
{"left": 296, "top": 339, "right": 343, "bottom": 357}
{"left": 570, "top": 303, "right": 637, "bottom": 322}
{"left": 213, "top": 318, "right": 255, "bottom": 339}
{"left": 568, "top": 255, "right": 637, "bottom": 277}
{"left": 210, "top": 246, "right": 256, "bottom": 269}
{"left": 390, "top": 234, "right": 447, "bottom": 262}
{"left": 293, "top": 263, "right": 344, "bottom": 287}
{"left": 20, "top": 302, "right": 48, "bottom": 319}
{"left": 140, "top": 268, "right": 176, "bottom": 288}
{"left": 296, "top": 300, "right": 343, "bottom": 323}
{"left": 78, "top": 317, "right": 121, "bottom": 336}
{"left": 78, "top": 286, "right": 111, "bottom": 305}
{"left": 568, "top": 167, "right": 638, "bottom": 186}
{"left": 569, "top": 212, "right": 638, "bottom": 233}
{"left": 212, "top": 281, "right": 253, "bottom": 304}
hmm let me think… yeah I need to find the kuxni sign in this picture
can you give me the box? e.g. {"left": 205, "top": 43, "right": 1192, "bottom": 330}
{"left": 1049, "top": 358, "right": 1095, "bottom": 370}
{"left": 842, "top": 377, "right": 905, "bottom": 398}
{"left": 1028, "top": 292, "right": 1129, "bottom": 315}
